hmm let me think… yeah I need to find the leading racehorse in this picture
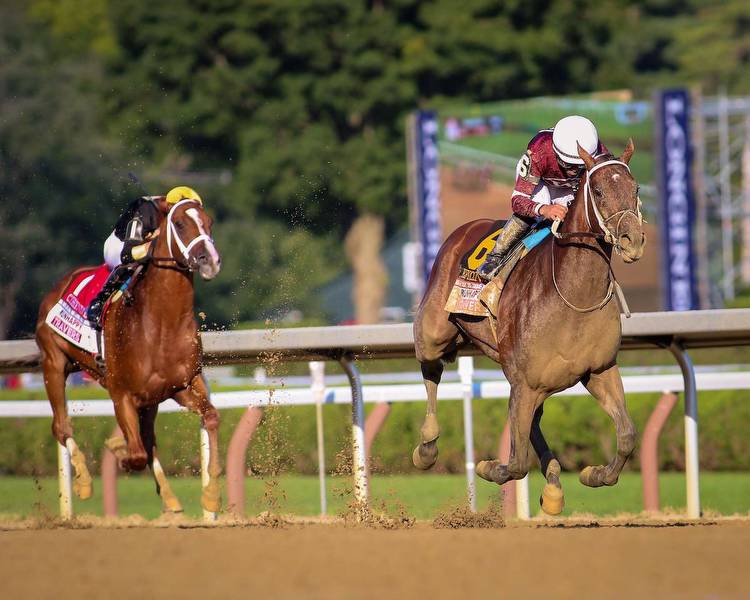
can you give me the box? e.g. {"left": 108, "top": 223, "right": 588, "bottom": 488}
{"left": 413, "top": 141, "right": 645, "bottom": 514}
{"left": 36, "top": 197, "right": 222, "bottom": 514}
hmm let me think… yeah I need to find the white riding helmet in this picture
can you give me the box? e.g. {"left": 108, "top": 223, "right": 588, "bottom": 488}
{"left": 552, "top": 115, "right": 599, "bottom": 165}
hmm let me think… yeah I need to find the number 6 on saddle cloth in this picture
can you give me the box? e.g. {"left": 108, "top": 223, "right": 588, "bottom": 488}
{"left": 444, "top": 220, "right": 551, "bottom": 319}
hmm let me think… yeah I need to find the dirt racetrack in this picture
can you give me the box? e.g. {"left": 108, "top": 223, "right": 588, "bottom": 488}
{"left": 2, "top": 518, "right": 749, "bottom": 599}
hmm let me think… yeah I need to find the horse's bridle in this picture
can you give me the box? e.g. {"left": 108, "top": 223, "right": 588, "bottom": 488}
{"left": 150, "top": 199, "right": 215, "bottom": 271}
{"left": 552, "top": 159, "right": 642, "bottom": 252}
{"left": 581, "top": 160, "right": 643, "bottom": 253}
{"left": 550, "top": 159, "right": 639, "bottom": 315}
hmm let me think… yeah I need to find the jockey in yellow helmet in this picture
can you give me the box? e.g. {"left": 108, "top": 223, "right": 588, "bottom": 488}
{"left": 87, "top": 186, "right": 203, "bottom": 329}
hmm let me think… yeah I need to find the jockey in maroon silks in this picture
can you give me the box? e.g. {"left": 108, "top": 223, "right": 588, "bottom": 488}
{"left": 477, "top": 115, "right": 610, "bottom": 280}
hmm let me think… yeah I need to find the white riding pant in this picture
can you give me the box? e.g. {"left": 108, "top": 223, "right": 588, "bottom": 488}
{"left": 531, "top": 183, "right": 574, "bottom": 218}
{"left": 103, "top": 231, "right": 124, "bottom": 269}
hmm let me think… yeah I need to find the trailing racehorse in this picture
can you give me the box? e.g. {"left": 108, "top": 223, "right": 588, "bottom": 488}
{"left": 413, "top": 141, "right": 645, "bottom": 515}
{"left": 36, "top": 197, "right": 222, "bottom": 514}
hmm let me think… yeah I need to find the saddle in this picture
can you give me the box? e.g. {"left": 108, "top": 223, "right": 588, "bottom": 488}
{"left": 444, "top": 221, "right": 550, "bottom": 318}
{"left": 45, "top": 264, "right": 141, "bottom": 358}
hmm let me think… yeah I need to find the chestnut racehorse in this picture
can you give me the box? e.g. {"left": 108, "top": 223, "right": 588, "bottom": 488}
{"left": 413, "top": 141, "right": 646, "bottom": 515}
{"left": 36, "top": 197, "right": 222, "bottom": 514}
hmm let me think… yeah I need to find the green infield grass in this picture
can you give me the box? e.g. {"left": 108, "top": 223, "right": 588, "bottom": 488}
{"left": 2, "top": 472, "right": 748, "bottom": 521}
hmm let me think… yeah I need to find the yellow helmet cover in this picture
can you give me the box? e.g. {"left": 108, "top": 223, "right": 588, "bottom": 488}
{"left": 166, "top": 186, "right": 202, "bottom": 205}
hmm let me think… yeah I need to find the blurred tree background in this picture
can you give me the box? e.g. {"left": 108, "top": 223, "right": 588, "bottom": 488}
{"left": 1, "top": 0, "right": 747, "bottom": 338}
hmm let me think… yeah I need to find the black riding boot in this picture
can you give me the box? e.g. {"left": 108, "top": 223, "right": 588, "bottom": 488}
{"left": 476, "top": 215, "right": 532, "bottom": 281}
{"left": 86, "top": 264, "right": 132, "bottom": 330}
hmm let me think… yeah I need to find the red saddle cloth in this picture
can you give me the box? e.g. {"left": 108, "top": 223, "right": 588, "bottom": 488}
{"left": 62, "top": 265, "right": 111, "bottom": 317}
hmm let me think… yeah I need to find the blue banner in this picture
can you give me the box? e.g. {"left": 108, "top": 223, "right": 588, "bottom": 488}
{"left": 658, "top": 89, "right": 698, "bottom": 310}
{"left": 414, "top": 111, "right": 442, "bottom": 285}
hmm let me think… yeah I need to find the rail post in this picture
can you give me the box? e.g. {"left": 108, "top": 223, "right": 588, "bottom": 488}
{"left": 58, "top": 441, "right": 73, "bottom": 519}
{"left": 310, "top": 361, "right": 327, "bottom": 516}
{"left": 101, "top": 425, "right": 122, "bottom": 517}
{"left": 458, "top": 356, "right": 477, "bottom": 512}
{"left": 339, "top": 353, "right": 369, "bottom": 508}
{"left": 669, "top": 342, "right": 701, "bottom": 518}
{"left": 200, "top": 427, "right": 216, "bottom": 522}
{"left": 364, "top": 403, "right": 391, "bottom": 461}
{"left": 498, "top": 419, "right": 530, "bottom": 519}
{"left": 641, "top": 391, "right": 678, "bottom": 512}
{"left": 515, "top": 471, "right": 530, "bottom": 520}
{"left": 225, "top": 406, "right": 264, "bottom": 515}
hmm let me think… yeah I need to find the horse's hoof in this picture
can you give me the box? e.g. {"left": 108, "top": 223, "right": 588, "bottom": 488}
{"left": 105, "top": 435, "right": 127, "bottom": 457}
{"left": 580, "top": 466, "right": 606, "bottom": 488}
{"left": 69, "top": 450, "right": 93, "bottom": 500}
{"left": 476, "top": 460, "right": 497, "bottom": 482}
{"left": 412, "top": 442, "right": 438, "bottom": 470}
{"left": 540, "top": 483, "right": 564, "bottom": 516}
{"left": 201, "top": 480, "right": 221, "bottom": 513}
{"left": 73, "top": 478, "right": 93, "bottom": 500}
{"left": 161, "top": 494, "right": 184, "bottom": 514}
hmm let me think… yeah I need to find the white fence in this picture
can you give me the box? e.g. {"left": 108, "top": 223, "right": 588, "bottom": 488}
{"left": 3, "top": 363, "right": 750, "bottom": 520}
{"left": 3, "top": 308, "right": 750, "bottom": 519}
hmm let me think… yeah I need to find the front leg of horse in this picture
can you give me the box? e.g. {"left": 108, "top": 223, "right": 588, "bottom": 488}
{"left": 413, "top": 361, "right": 443, "bottom": 470}
{"left": 174, "top": 376, "right": 222, "bottom": 513}
{"left": 580, "top": 366, "right": 637, "bottom": 488}
{"left": 200, "top": 410, "right": 222, "bottom": 513}
{"left": 111, "top": 395, "right": 149, "bottom": 471}
{"left": 477, "top": 385, "right": 542, "bottom": 487}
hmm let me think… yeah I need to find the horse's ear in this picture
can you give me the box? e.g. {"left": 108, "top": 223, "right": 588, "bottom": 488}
{"left": 577, "top": 142, "right": 596, "bottom": 171}
{"left": 620, "top": 137, "right": 635, "bottom": 165}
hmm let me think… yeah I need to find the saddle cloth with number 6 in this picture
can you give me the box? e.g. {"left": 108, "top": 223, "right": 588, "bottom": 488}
{"left": 444, "top": 221, "right": 550, "bottom": 317}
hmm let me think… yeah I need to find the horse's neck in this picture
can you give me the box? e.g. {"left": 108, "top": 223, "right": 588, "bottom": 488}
{"left": 139, "top": 266, "right": 195, "bottom": 325}
{"left": 552, "top": 181, "right": 612, "bottom": 299}
{"left": 138, "top": 235, "right": 196, "bottom": 330}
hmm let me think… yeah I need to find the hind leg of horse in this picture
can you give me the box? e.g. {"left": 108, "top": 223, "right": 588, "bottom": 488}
{"left": 530, "top": 405, "right": 564, "bottom": 515}
{"left": 173, "top": 375, "right": 222, "bottom": 513}
{"left": 40, "top": 351, "right": 93, "bottom": 500}
{"left": 139, "top": 405, "right": 183, "bottom": 514}
{"left": 412, "top": 360, "right": 443, "bottom": 470}
{"left": 580, "top": 365, "right": 636, "bottom": 487}
{"left": 477, "top": 383, "right": 544, "bottom": 485}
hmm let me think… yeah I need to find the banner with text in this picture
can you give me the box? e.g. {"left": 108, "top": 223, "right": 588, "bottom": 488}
{"left": 414, "top": 111, "right": 442, "bottom": 286}
{"left": 657, "top": 89, "right": 698, "bottom": 310}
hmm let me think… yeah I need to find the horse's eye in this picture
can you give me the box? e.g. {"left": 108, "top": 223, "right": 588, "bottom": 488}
{"left": 594, "top": 188, "right": 603, "bottom": 198}
{"left": 175, "top": 221, "right": 185, "bottom": 231}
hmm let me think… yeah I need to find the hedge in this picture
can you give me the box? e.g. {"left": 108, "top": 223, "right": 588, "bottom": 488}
{"left": 1, "top": 388, "right": 749, "bottom": 477}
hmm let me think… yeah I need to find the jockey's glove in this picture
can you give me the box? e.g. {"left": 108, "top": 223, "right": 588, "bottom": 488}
{"left": 131, "top": 241, "right": 152, "bottom": 263}
{"left": 122, "top": 240, "right": 152, "bottom": 264}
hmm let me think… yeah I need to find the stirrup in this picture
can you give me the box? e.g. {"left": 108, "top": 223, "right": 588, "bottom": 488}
{"left": 94, "top": 329, "right": 105, "bottom": 371}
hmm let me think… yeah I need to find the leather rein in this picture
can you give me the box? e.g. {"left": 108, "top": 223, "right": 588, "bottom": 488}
{"left": 549, "top": 159, "right": 641, "bottom": 316}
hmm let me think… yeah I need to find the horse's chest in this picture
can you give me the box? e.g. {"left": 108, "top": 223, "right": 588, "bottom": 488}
{"left": 516, "top": 316, "right": 620, "bottom": 390}
{"left": 559, "top": 320, "right": 620, "bottom": 371}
